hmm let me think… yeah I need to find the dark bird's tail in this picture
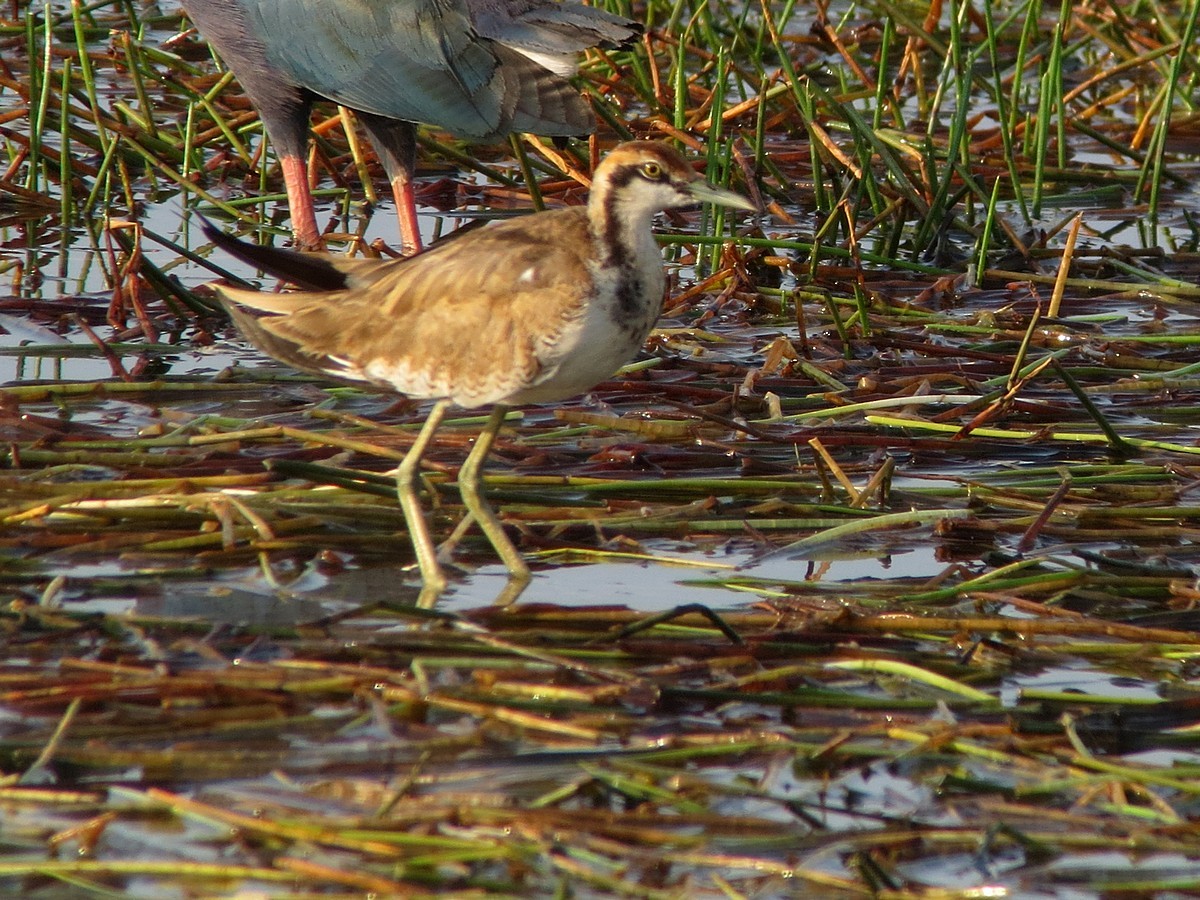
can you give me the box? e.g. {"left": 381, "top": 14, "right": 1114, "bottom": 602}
{"left": 199, "top": 220, "right": 352, "bottom": 292}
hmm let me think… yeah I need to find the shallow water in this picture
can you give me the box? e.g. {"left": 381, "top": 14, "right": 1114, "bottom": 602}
{"left": 7, "top": 1, "right": 1200, "bottom": 896}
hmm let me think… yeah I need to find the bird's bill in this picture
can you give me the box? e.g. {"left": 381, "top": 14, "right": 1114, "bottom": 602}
{"left": 687, "top": 180, "right": 758, "bottom": 212}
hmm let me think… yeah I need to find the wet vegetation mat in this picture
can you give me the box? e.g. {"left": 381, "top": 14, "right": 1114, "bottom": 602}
{"left": 3, "top": 0, "right": 1200, "bottom": 895}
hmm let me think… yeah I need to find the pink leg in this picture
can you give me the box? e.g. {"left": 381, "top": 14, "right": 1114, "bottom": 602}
{"left": 353, "top": 112, "right": 421, "bottom": 255}
{"left": 279, "top": 155, "right": 323, "bottom": 250}
{"left": 391, "top": 172, "right": 423, "bottom": 256}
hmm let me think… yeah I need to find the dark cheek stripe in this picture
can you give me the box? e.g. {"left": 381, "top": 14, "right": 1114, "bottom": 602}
{"left": 597, "top": 165, "right": 640, "bottom": 267}
{"left": 594, "top": 163, "right": 654, "bottom": 322}
{"left": 605, "top": 165, "right": 640, "bottom": 192}
{"left": 600, "top": 192, "right": 630, "bottom": 270}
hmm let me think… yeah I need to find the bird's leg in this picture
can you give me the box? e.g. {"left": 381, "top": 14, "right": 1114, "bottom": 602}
{"left": 279, "top": 154, "right": 324, "bottom": 250}
{"left": 356, "top": 113, "right": 422, "bottom": 256}
{"left": 456, "top": 405, "right": 532, "bottom": 587}
{"left": 395, "top": 399, "right": 451, "bottom": 605}
{"left": 390, "top": 171, "right": 424, "bottom": 257}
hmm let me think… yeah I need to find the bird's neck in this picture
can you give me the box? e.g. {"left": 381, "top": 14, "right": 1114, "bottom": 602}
{"left": 586, "top": 185, "right": 665, "bottom": 324}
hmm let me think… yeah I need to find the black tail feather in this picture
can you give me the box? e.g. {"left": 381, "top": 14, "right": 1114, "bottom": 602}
{"left": 199, "top": 219, "right": 351, "bottom": 292}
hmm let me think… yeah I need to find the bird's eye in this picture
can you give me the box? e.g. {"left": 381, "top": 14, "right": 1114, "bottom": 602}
{"left": 641, "top": 162, "right": 664, "bottom": 180}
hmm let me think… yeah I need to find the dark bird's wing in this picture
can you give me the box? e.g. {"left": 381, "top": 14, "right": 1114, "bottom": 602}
{"left": 242, "top": 0, "right": 604, "bottom": 138}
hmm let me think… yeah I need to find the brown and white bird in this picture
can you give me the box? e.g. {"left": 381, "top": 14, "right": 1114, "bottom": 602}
{"left": 181, "top": 0, "right": 639, "bottom": 253}
{"left": 207, "top": 141, "right": 755, "bottom": 604}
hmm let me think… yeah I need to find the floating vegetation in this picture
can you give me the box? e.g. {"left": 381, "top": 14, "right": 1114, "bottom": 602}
{"left": 2, "top": 0, "right": 1200, "bottom": 895}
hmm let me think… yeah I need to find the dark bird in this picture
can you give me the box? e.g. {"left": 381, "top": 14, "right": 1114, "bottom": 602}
{"left": 207, "top": 141, "right": 755, "bottom": 605}
{"left": 181, "top": 0, "right": 640, "bottom": 252}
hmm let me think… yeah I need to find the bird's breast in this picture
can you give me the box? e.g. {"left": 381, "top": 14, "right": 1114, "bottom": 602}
{"left": 506, "top": 255, "right": 665, "bottom": 405}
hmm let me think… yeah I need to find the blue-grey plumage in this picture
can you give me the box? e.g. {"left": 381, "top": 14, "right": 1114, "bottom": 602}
{"left": 182, "top": 0, "right": 639, "bottom": 252}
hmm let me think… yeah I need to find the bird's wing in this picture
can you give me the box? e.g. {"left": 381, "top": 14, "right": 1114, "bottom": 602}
{"left": 218, "top": 285, "right": 355, "bottom": 379}
{"left": 474, "top": 0, "right": 641, "bottom": 60}
{"left": 243, "top": 0, "right": 590, "bottom": 138}
{"left": 237, "top": 208, "right": 595, "bottom": 405}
